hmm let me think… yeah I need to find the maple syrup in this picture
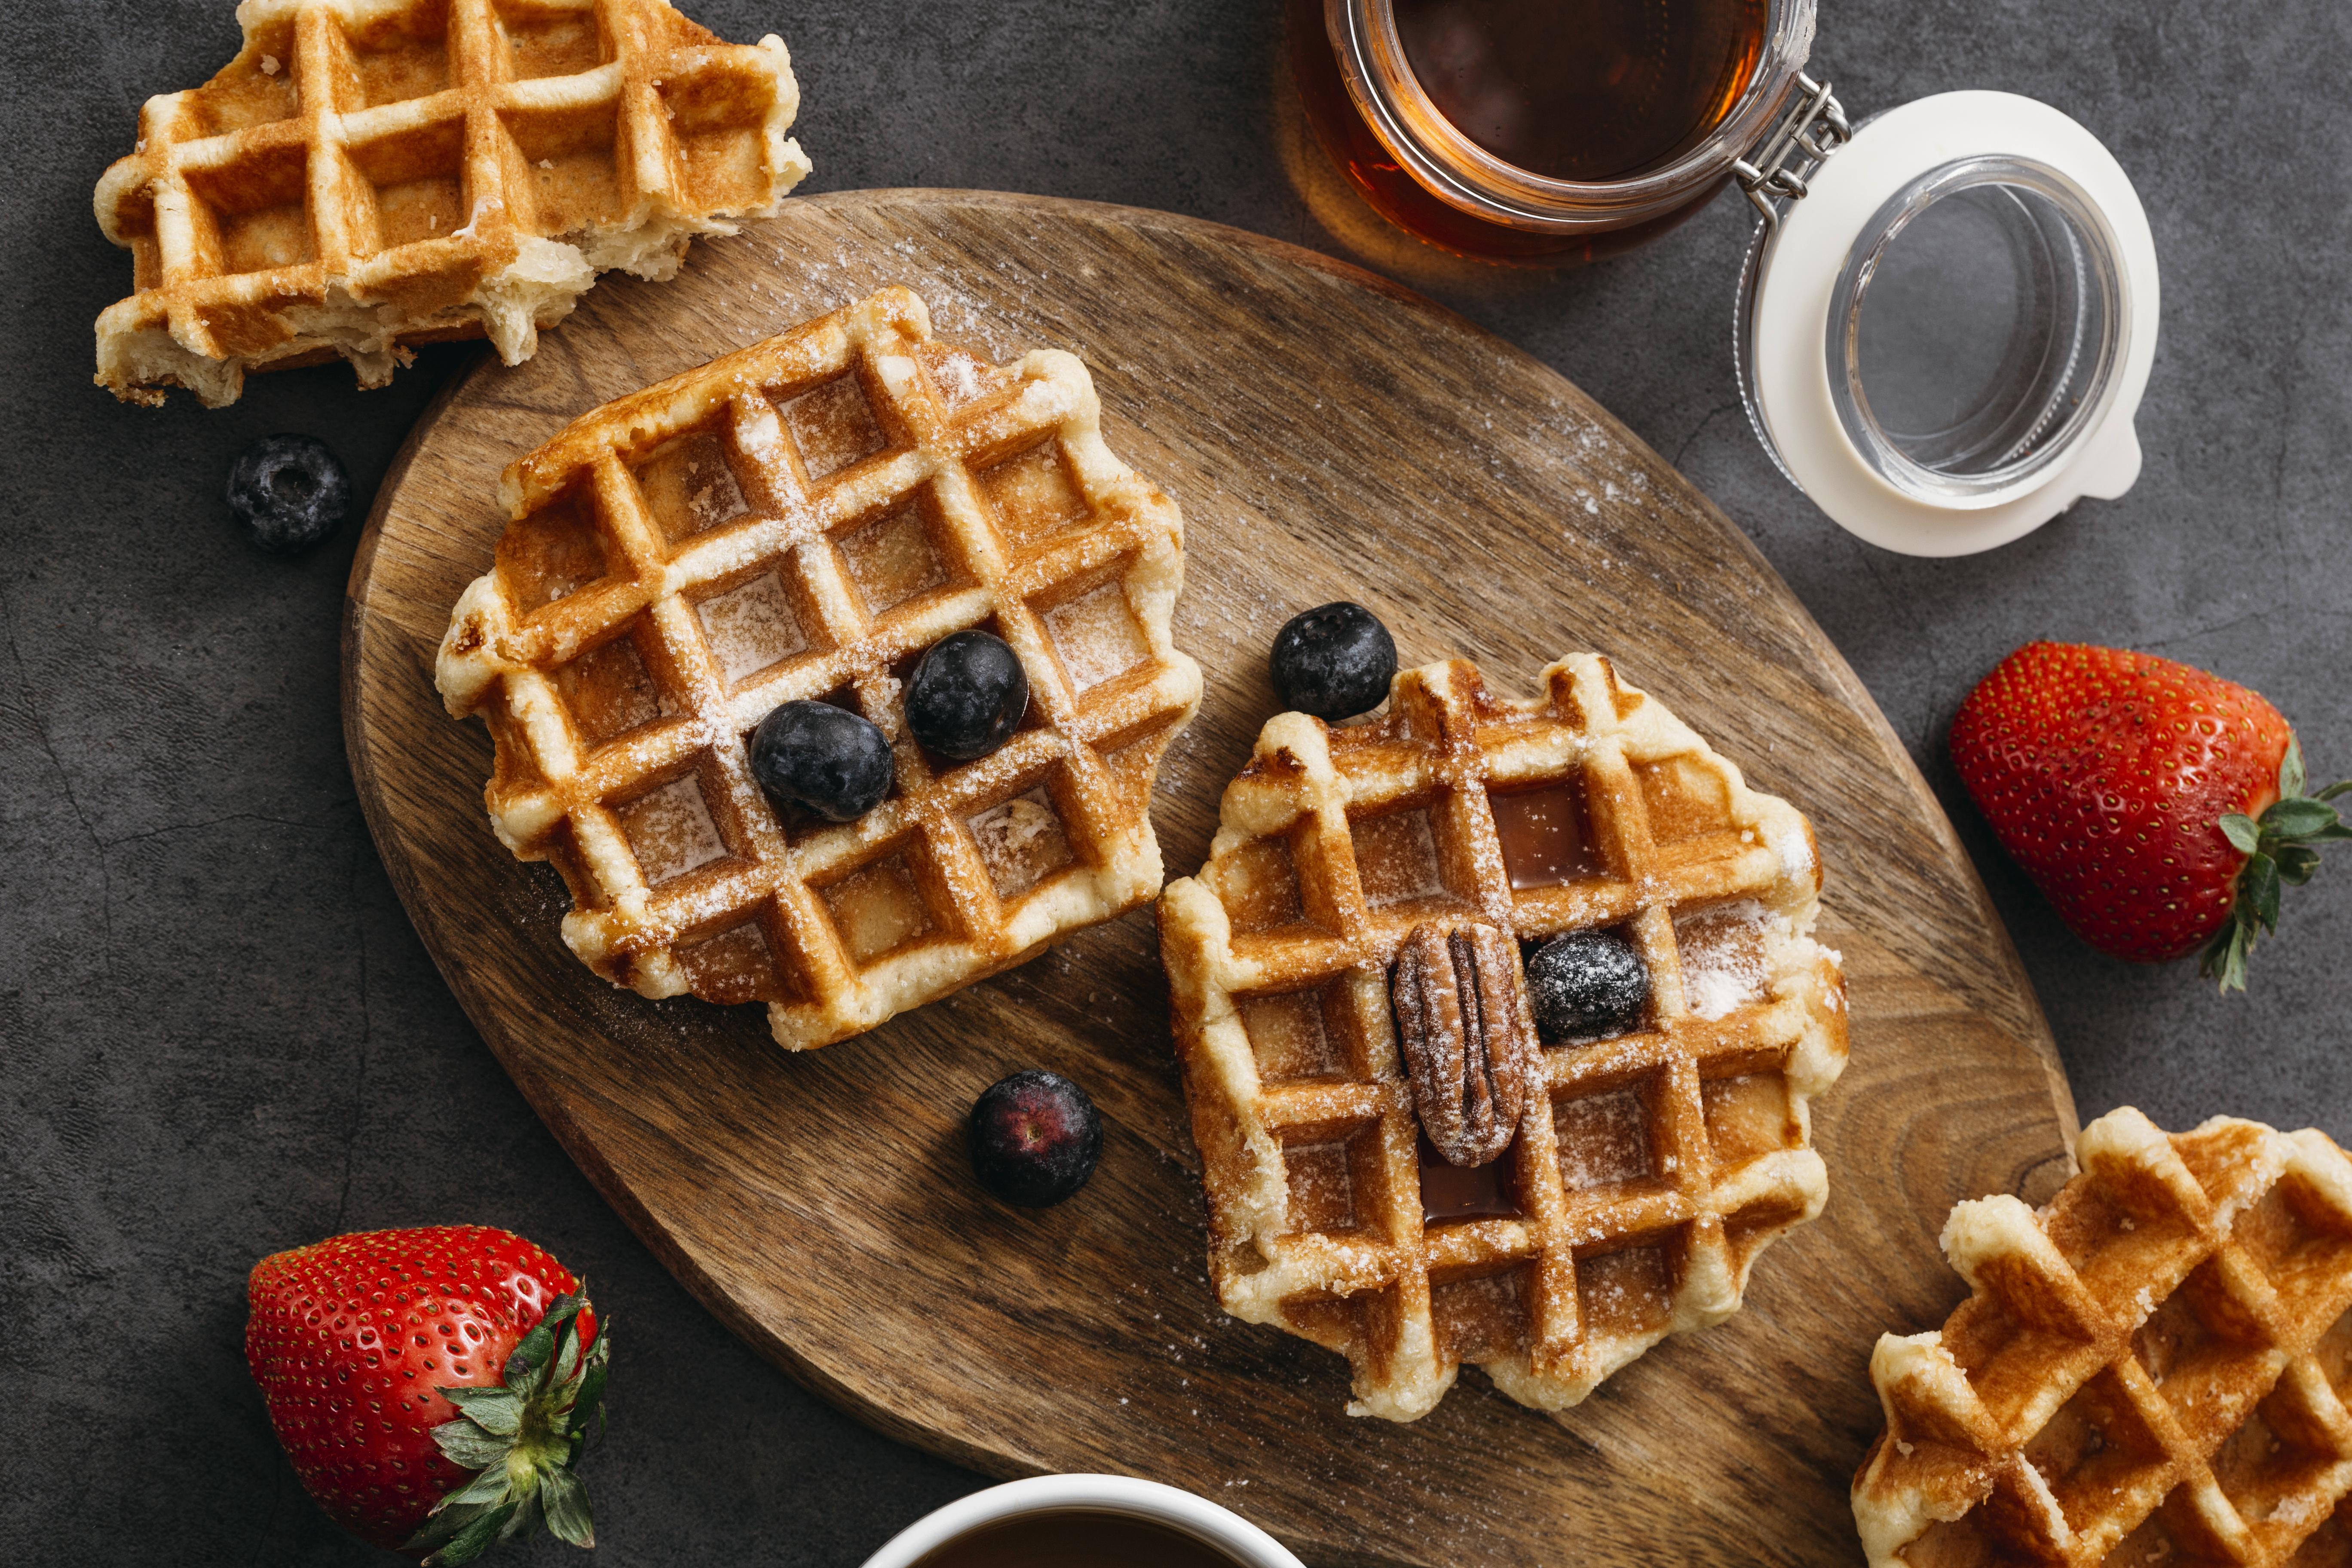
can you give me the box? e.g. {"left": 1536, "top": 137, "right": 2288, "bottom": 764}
{"left": 1396, "top": 0, "right": 1766, "bottom": 183}
{"left": 1290, "top": 0, "right": 1801, "bottom": 263}
{"left": 911, "top": 1510, "right": 1246, "bottom": 1568}
{"left": 1418, "top": 1135, "right": 1522, "bottom": 1220}
{"left": 1489, "top": 782, "right": 1601, "bottom": 888}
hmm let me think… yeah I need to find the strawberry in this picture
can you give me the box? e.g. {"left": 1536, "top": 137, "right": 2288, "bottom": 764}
{"left": 1949, "top": 641, "right": 2349, "bottom": 990}
{"left": 244, "top": 1226, "right": 609, "bottom": 1565}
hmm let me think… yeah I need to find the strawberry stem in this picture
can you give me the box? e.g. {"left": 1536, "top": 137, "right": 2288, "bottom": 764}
{"left": 2200, "top": 740, "right": 2352, "bottom": 993}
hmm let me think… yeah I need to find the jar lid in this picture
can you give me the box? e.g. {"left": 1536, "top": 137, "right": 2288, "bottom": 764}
{"left": 1734, "top": 91, "right": 2160, "bottom": 557}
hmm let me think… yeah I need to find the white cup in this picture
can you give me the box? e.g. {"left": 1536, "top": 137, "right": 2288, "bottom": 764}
{"left": 858, "top": 1475, "right": 1306, "bottom": 1568}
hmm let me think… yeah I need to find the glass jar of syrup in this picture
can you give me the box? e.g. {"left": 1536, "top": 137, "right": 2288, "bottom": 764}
{"left": 1290, "top": 0, "right": 1821, "bottom": 263}
{"left": 1293, "top": 0, "right": 2165, "bottom": 558}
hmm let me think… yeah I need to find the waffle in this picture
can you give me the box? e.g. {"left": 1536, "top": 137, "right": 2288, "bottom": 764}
{"left": 435, "top": 288, "right": 1201, "bottom": 1049}
{"left": 93, "top": 0, "right": 808, "bottom": 407}
{"left": 1158, "top": 654, "right": 1848, "bottom": 1421}
{"left": 1853, "top": 1108, "right": 2352, "bottom": 1568}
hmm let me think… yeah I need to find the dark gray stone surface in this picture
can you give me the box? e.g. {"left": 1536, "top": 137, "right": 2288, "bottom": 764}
{"left": 3, "top": 1, "right": 2346, "bottom": 1562}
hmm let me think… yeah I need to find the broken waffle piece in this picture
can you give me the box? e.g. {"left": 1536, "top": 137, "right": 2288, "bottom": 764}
{"left": 1158, "top": 653, "right": 1848, "bottom": 1421}
{"left": 94, "top": 0, "right": 810, "bottom": 407}
{"left": 435, "top": 287, "right": 1200, "bottom": 1050}
{"left": 1853, "top": 1107, "right": 2352, "bottom": 1568}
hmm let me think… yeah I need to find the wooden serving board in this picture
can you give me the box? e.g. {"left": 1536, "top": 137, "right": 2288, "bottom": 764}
{"left": 344, "top": 190, "right": 2078, "bottom": 1567}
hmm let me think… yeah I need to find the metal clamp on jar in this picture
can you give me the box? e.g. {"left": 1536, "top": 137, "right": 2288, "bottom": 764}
{"left": 1292, "top": 0, "right": 2162, "bottom": 557}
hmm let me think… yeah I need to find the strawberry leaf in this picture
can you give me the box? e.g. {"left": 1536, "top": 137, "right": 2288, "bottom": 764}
{"left": 541, "top": 1465, "right": 597, "bottom": 1548}
{"left": 2245, "top": 854, "right": 2282, "bottom": 932}
{"left": 432, "top": 1417, "right": 511, "bottom": 1472}
{"left": 439, "top": 1385, "right": 522, "bottom": 1436}
{"left": 503, "top": 1330, "right": 554, "bottom": 1396}
{"left": 553, "top": 1316, "right": 582, "bottom": 1387}
{"left": 2205, "top": 747, "right": 2352, "bottom": 991}
{"left": 422, "top": 1501, "right": 514, "bottom": 1566}
{"left": 570, "top": 1357, "right": 609, "bottom": 1442}
{"left": 505, "top": 1293, "right": 586, "bottom": 1395}
{"left": 405, "top": 1500, "right": 487, "bottom": 1554}
{"left": 499, "top": 1488, "right": 543, "bottom": 1544}
{"left": 436, "top": 1465, "right": 514, "bottom": 1511}
{"left": 2199, "top": 916, "right": 2252, "bottom": 993}
{"left": 2260, "top": 798, "right": 2340, "bottom": 838}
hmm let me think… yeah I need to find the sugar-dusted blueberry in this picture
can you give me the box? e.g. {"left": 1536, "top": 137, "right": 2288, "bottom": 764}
{"left": 906, "top": 630, "right": 1029, "bottom": 762}
{"left": 1270, "top": 601, "right": 1396, "bottom": 721}
{"left": 227, "top": 434, "right": 352, "bottom": 554}
{"left": 749, "top": 699, "right": 893, "bottom": 821}
{"left": 1526, "top": 929, "right": 1649, "bottom": 1042}
{"left": 968, "top": 1069, "right": 1102, "bottom": 1207}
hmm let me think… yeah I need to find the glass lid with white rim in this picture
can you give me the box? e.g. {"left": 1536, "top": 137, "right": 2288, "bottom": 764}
{"left": 1733, "top": 88, "right": 2160, "bottom": 557}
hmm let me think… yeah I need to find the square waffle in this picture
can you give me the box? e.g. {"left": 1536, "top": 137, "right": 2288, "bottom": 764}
{"left": 1853, "top": 1108, "right": 2352, "bottom": 1568}
{"left": 94, "top": 0, "right": 808, "bottom": 407}
{"left": 1158, "top": 654, "right": 1848, "bottom": 1420}
{"left": 435, "top": 286, "right": 1202, "bottom": 1049}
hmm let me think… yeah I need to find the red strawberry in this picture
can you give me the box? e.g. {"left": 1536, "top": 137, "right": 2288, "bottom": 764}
{"left": 245, "top": 1226, "right": 609, "bottom": 1565}
{"left": 1949, "top": 641, "right": 2349, "bottom": 989}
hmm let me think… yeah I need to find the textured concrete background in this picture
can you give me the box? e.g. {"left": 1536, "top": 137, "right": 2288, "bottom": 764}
{"left": 4, "top": 0, "right": 2348, "bottom": 1563}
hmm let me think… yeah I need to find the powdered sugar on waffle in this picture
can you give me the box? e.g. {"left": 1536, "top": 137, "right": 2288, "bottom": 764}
{"left": 1160, "top": 653, "right": 1849, "bottom": 1421}
{"left": 1675, "top": 900, "right": 1770, "bottom": 1020}
{"left": 1855, "top": 1109, "right": 2352, "bottom": 1567}
{"left": 436, "top": 287, "right": 1201, "bottom": 1048}
{"left": 93, "top": 0, "right": 811, "bottom": 406}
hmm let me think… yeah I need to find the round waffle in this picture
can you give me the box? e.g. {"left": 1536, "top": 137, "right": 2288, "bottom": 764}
{"left": 436, "top": 286, "right": 1202, "bottom": 1049}
{"left": 1158, "top": 653, "right": 1848, "bottom": 1421}
{"left": 1854, "top": 1107, "right": 2352, "bottom": 1568}
{"left": 94, "top": 0, "right": 808, "bottom": 406}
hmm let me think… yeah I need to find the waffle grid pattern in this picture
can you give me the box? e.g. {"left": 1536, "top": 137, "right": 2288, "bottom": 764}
{"left": 1855, "top": 1108, "right": 2352, "bottom": 1568}
{"left": 95, "top": 0, "right": 807, "bottom": 405}
{"left": 1159, "top": 655, "right": 1848, "bottom": 1420}
{"left": 438, "top": 287, "right": 1201, "bottom": 1049}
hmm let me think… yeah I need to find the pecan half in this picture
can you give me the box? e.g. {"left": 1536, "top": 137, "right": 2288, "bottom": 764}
{"left": 1391, "top": 922, "right": 1533, "bottom": 1167}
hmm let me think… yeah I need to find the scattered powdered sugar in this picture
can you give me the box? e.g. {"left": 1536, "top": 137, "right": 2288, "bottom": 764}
{"left": 1044, "top": 582, "right": 1147, "bottom": 691}
{"left": 1553, "top": 1087, "right": 1651, "bottom": 1189}
{"left": 933, "top": 348, "right": 985, "bottom": 405}
{"left": 685, "top": 454, "right": 745, "bottom": 530}
{"left": 1353, "top": 808, "right": 1444, "bottom": 908}
{"left": 695, "top": 573, "right": 805, "bottom": 684}
{"left": 968, "top": 788, "right": 1073, "bottom": 897}
{"left": 839, "top": 505, "right": 947, "bottom": 613}
{"left": 1674, "top": 900, "right": 1769, "bottom": 1020}
{"left": 618, "top": 776, "right": 726, "bottom": 885}
{"left": 783, "top": 375, "right": 886, "bottom": 478}
{"left": 1576, "top": 1246, "right": 1668, "bottom": 1334}
{"left": 1771, "top": 824, "right": 1813, "bottom": 879}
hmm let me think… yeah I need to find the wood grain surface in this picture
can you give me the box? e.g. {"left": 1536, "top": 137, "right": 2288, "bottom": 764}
{"left": 343, "top": 189, "right": 2078, "bottom": 1568}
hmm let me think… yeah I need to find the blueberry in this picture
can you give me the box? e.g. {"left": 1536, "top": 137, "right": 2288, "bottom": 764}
{"left": 227, "top": 434, "right": 351, "bottom": 554}
{"left": 1526, "top": 930, "right": 1650, "bottom": 1042}
{"left": 1270, "top": 601, "right": 1397, "bottom": 720}
{"left": 968, "top": 1069, "right": 1102, "bottom": 1207}
{"left": 905, "top": 630, "right": 1029, "bottom": 762}
{"left": 749, "top": 700, "right": 893, "bottom": 821}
